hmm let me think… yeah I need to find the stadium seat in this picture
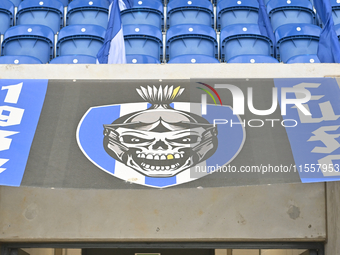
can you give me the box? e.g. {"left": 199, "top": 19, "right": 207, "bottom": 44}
{"left": 124, "top": 24, "right": 163, "bottom": 61}
{"left": 267, "top": 0, "right": 316, "bottom": 31}
{"left": 227, "top": 54, "right": 279, "bottom": 63}
{"left": 49, "top": 55, "right": 97, "bottom": 64}
{"left": 335, "top": 23, "right": 340, "bottom": 39}
{"left": 126, "top": 54, "right": 161, "bottom": 63}
{"left": 16, "top": 0, "right": 64, "bottom": 34}
{"left": 66, "top": 0, "right": 109, "bottom": 29}
{"left": 286, "top": 54, "right": 321, "bottom": 63}
{"left": 56, "top": 25, "right": 105, "bottom": 57}
{"left": 220, "top": 24, "right": 273, "bottom": 62}
{"left": 8, "top": 0, "right": 22, "bottom": 7}
{"left": 166, "top": 24, "right": 217, "bottom": 61}
{"left": 167, "top": 0, "right": 214, "bottom": 29}
{"left": 59, "top": 0, "right": 70, "bottom": 6}
{"left": 275, "top": 23, "right": 321, "bottom": 63}
{"left": 332, "top": 0, "right": 340, "bottom": 26}
{"left": 0, "top": 0, "right": 14, "bottom": 34}
{"left": 0, "top": 55, "right": 43, "bottom": 64}
{"left": 153, "top": 0, "right": 164, "bottom": 4}
{"left": 1, "top": 25, "right": 54, "bottom": 63}
{"left": 121, "top": 0, "right": 164, "bottom": 31}
{"left": 217, "top": 0, "right": 259, "bottom": 31}
{"left": 168, "top": 54, "right": 219, "bottom": 63}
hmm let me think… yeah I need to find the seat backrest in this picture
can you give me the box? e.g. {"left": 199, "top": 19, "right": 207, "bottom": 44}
{"left": 124, "top": 24, "right": 163, "bottom": 41}
{"left": 166, "top": 24, "right": 217, "bottom": 61}
{"left": 267, "top": 0, "right": 315, "bottom": 31}
{"left": 227, "top": 54, "right": 279, "bottom": 63}
{"left": 331, "top": 0, "right": 340, "bottom": 25}
{"left": 217, "top": 0, "right": 259, "bottom": 31}
{"left": 16, "top": 0, "right": 64, "bottom": 33}
{"left": 126, "top": 54, "right": 161, "bottom": 63}
{"left": 0, "top": 0, "right": 14, "bottom": 34}
{"left": 124, "top": 24, "right": 163, "bottom": 61}
{"left": 220, "top": 24, "right": 273, "bottom": 62}
{"left": 275, "top": 23, "right": 321, "bottom": 62}
{"left": 168, "top": 54, "right": 220, "bottom": 63}
{"left": 286, "top": 54, "right": 321, "bottom": 63}
{"left": 57, "top": 24, "right": 106, "bottom": 57}
{"left": 275, "top": 23, "right": 321, "bottom": 42}
{"left": 8, "top": 0, "right": 22, "bottom": 7}
{"left": 166, "top": 23, "right": 216, "bottom": 41}
{"left": 59, "top": 0, "right": 70, "bottom": 6}
{"left": 2, "top": 24, "right": 54, "bottom": 63}
{"left": 152, "top": 0, "right": 164, "bottom": 5}
{"left": 335, "top": 23, "right": 340, "bottom": 39}
{"left": 0, "top": 55, "right": 43, "bottom": 64}
{"left": 220, "top": 23, "right": 263, "bottom": 41}
{"left": 167, "top": 0, "right": 213, "bottom": 29}
{"left": 50, "top": 54, "right": 97, "bottom": 64}
{"left": 67, "top": 0, "right": 109, "bottom": 28}
{"left": 121, "top": 0, "right": 164, "bottom": 30}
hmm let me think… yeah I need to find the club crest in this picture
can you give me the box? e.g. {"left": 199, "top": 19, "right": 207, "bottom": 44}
{"left": 77, "top": 85, "right": 245, "bottom": 188}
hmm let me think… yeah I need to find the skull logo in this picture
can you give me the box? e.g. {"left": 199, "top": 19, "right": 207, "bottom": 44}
{"left": 103, "top": 85, "right": 218, "bottom": 177}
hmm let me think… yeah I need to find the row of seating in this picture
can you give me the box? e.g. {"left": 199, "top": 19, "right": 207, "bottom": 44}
{"left": 0, "top": 0, "right": 109, "bottom": 34}
{"left": 0, "top": 53, "right": 322, "bottom": 64}
{"left": 0, "top": 23, "right": 334, "bottom": 64}
{"left": 5, "top": 0, "right": 68, "bottom": 7}
{"left": 6, "top": 0, "right": 340, "bottom": 8}
{"left": 2, "top": 0, "right": 340, "bottom": 34}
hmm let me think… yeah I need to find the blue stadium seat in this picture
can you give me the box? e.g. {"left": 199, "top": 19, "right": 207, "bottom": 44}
{"left": 168, "top": 54, "right": 219, "bottom": 63}
{"left": 8, "top": 0, "right": 22, "bottom": 7}
{"left": 267, "top": 0, "right": 316, "bottom": 31}
{"left": 331, "top": 0, "right": 340, "bottom": 25}
{"left": 126, "top": 54, "right": 161, "bottom": 63}
{"left": 220, "top": 24, "right": 273, "bottom": 62}
{"left": 59, "top": 0, "right": 71, "bottom": 6}
{"left": 0, "top": 0, "right": 14, "bottom": 34}
{"left": 167, "top": 0, "right": 214, "bottom": 29}
{"left": 1, "top": 25, "right": 54, "bottom": 63}
{"left": 56, "top": 25, "right": 105, "bottom": 57}
{"left": 286, "top": 54, "right": 321, "bottom": 63}
{"left": 217, "top": 0, "right": 259, "bottom": 31}
{"left": 49, "top": 55, "right": 97, "bottom": 64}
{"left": 335, "top": 23, "right": 340, "bottom": 39}
{"left": 275, "top": 23, "right": 321, "bottom": 63}
{"left": 166, "top": 24, "right": 217, "bottom": 61}
{"left": 124, "top": 24, "right": 163, "bottom": 61}
{"left": 227, "top": 54, "right": 279, "bottom": 63}
{"left": 121, "top": 0, "right": 164, "bottom": 31}
{"left": 16, "top": 0, "right": 64, "bottom": 34}
{"left": 152, "top": 0, "right": 164, "bottom": 5}
{"left": 0, "top": 55, "right": 43, "bottom": 64}
{"left": 66, "top": 0, "right": 109, "bottom": 29}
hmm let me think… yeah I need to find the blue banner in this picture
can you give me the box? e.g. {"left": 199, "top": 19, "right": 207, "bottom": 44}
{"left": 275, "top": 78, "right": 340, "bottom": 183}
{"left": 0, "top": 79, "right": 48, "bottom": 186}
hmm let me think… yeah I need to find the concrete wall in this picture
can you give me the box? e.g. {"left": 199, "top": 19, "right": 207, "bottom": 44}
{"left": 0, "top": 183, "right": 326, "bottom": 242}
{"left": 0, "top": 64, "right": 336, "bottom": 245}
{"left": 325, "top": 182, "right": 340, "bottom": 254}
{"left": 0, "top": 63, "right": 339, "bottom": 80}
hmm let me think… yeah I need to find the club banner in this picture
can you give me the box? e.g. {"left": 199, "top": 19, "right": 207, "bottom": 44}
{"left": 0, "top": 80, "right": 48, "bottom": 186}
{"left": 0, "top": 78, "right": 339, "bottom": 189}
